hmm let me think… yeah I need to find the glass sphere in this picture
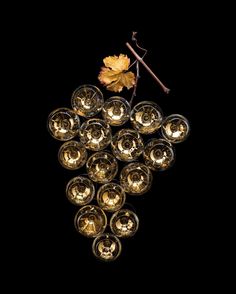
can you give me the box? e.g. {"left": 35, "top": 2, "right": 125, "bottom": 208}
{"left": 111, "top": 129, "right": 144, "bottom": 162}
{"left": 130, "top": 101, "right": 163, "bottom": 134}
{"left": 58, "top": 141, "right": 87, "bottom": 170}
{"left": 47, "top": 108, "right": 80, "bottom": 141}
{"left": 86, "top": 152, "right": 118, "bottom": 184}
{"left": 71, "top": 84, "right": 104, "bottom": 117}
{"left": 97, "top": 183, "right": 126, "bottom": 212}
{"left": 79, "top": 119, "right": 112, "bottom": 151}
{"left": 161, "top": 114, "right": 190, "bottom": 143}
{"left": 120, "top": 162, "right": 152, "bottom": 195}
{"left": 74, "top": 205, "right": 107, "bottom": 238}
{"left": 143, "top": 139, "right": 175, "bottom": 171}
{"left": 102, "top": 96, "right": 130, "bottom": 126}
{"left": 92, "top": 233, "right": 122, "bottom": 261}
{"left": 110, "top": 209, "right": 139, "bottom": 238}
{"left": 66, "top": 176, "right": 95, "bottom": 206}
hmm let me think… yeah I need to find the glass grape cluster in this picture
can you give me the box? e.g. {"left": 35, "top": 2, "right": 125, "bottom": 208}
{"left": 48, "top": 84, "right": 190, "bottom": 261}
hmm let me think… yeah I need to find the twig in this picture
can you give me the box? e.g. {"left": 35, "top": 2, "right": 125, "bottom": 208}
{"left": 130, "top": 61, "right": 140, "bottom": 106}
{"left": 128, "top": 32, "right": 147, "bottom": 70}
{"left": 132, "top": 32, "right": 147, "bottom": 59}
{"left": 126, "top": 42, "right": 170, "bottom": 94}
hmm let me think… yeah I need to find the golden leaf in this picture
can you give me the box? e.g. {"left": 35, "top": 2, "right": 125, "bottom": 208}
{"left": 98, "top": 54, "right": 135, "bottom": 92}
{"left": 103, "top": 54, "right": 130, "bottom": 71}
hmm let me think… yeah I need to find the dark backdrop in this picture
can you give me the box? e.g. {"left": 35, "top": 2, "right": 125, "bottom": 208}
{"left": 14, "top": 5, "right": 210, "bottom": 288}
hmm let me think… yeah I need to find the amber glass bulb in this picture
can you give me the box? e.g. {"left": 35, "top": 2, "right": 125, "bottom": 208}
{"left": 102, "top": 96, "right": 130, "bottom": 126}
{"left": 71, "top": 84, "right": 104, "bottom": 117}
{"left": 161, "top": 114, "right": 190, "bottom": 143}
{"left": 47, "top": 108, "right": 80, "bottom": 141}
{"left": 111, "top": 129, "right": 144, "bottom": 162}
{"left": 143, "top": 139, "right": 175, "bottom": 171}
{"left": 79, "top": 119, "right": 112, "bottom": 151}
{"left": 97, "top": 183, "right": 126, "bottom": 212}
{"left": 66, "top": 176, "right": 95, "bottom": 206}
{"left": 120, "top": 162, "right": 152, "bottom": 195}
{"left": 58, "top": 141, "right": 87, "bottom": 170}
{"left": 86, "top": 152, "right": 118, "bottom": 183}
{"left": 92, "top": 233, "right": 122, "bottom": 261}
{"left": 110, "top": 209, "right": 139, "bottom": 238}
{"left": 130, "top": 101, "right": 163, "bottom": 134}
{"left": 74, "top": 205, "right": 107, "bottom": 238}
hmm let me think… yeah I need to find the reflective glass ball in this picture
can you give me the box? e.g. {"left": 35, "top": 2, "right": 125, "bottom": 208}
{"left": 92, "top": 233, "right": 122, "bottom": 261}
{"left": 110, "top": 209, "right": 139, "bottom": 238}
{"left": 111, "top": 129, "right": 144, "bottom": 162}
{"left": 71, "top": 84, "right": 104, "bottom": 117}
{"left": 97, "top": 183, "right": 126, "bottom": 212}
{"left": 130, "top": 101, "right": 163, "bottom": 134}
{"left": 74, "top": 205, "right": 107, "bottom": 238}
{"left": 120, "top": 162, "right": 152, "bottom": 195}
{"left": 86, "top": 152, "right": 118, "bottom": 184}
{"left": 66, "top": 176, "right": 95, "bottom": 206}
{"left": 79, "top": 118, "right": 112, "bottom": 151}
{"left": 161, "top": 114, "right": 190, "bottom": 143}
{"left": 58, "top": 141, "right": 87, "bottom": 170}
{"left": 47, "top": 108, "right": 80, "bottom": 141}
{"left": 102, "top": 96, "right": 130, "bottom": 126}
{"left": 143, "top": 139, "right": 175, "bottom": 171}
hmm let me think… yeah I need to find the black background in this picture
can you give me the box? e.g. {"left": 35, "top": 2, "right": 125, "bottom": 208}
{"left": 11, "top": 4, "right": 213, "bottom": 288}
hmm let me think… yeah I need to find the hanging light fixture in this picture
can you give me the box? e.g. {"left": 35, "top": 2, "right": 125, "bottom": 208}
{"left": 47, "top": 34, "right": 190, "bottom": 261}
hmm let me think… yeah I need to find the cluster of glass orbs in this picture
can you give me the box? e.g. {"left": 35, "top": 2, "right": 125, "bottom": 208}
{"left": 48, "top": 84, "right": 190, "bottom": 261}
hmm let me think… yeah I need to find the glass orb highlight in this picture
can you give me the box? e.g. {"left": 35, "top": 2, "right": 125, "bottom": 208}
{"left": 58, "top": 141, "right": 87, "bottom": 170}
{"left": 111, "top": 129, "right": 144, "bottom": 162}
{"left": 110, "top": 209, "right": 139, "bottom": 238}
{"left": 130, "top": 101, "right": 163, "bottom": 134}
{"left": 102, "top": 96, "right": 130, "bottom": 126}
{"left": 161, "top": 114, "right": 190, "bottom": 143}
{"left": 66, "top": 176, "right": 95, "bottom": 206}
{"left": 79, "top": 118, "right": 112, "bottom": 151}
{"left": 120, "top": 162, "right": 152, "bottom": 195}
{"left": 71, "top": 84, "right": 104, "bottom": 117}
{"left": 143, "top": 139, "right": 175, "bottom": 171}
{"left": 86, "top": 152, "right": 118, "bottom": 184}
{"left": 74, "top": 205, "right": 107, "bottom": 238}
{"left": 92, "top": 233, "right": 122, "bottom": 261}
{"left": 97, "top": 183, "right": 126, "bottom": 212}
{"left": 47, "top": 108, "right": 80, "bottom": 141}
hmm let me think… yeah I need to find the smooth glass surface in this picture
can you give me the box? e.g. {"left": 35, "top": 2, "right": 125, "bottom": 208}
{"left": 110, "top": 209, "right": 139, "bottom": 238}
{"left": 74, "top": 205, "right": 107, "bottom": 237}
{"left": 143, "top": 138, "right": 175, "bottom": 171}
{"left": 111, "top": 129, "right": 144, "bottom": 162}
{"left": 86, "top": 152, "right": 118, "bottom": 183}
{"left": 120, "top": 162, "right": 152, "bottom": 195}
{"left": 97, "top": 183, "right": 126, "bottom": 212}
{"left": 48, "top": 108, "right": 80, "bottom": 141}
{"left": 71, "top": 84, "right": 104, "bottom": 117}
{"left": 130, "top": 101, "right": 163, "bottom": 134}
{"left": 102, "top": 96, "right": 130, "bottom": 126}
{"left": 92, "top": 233, "right": 122, "bottom": 261}
{"left": 66, "top": 176, "right": 95, "bottom": 206}
{"left": 58, "top": 141, "right": 87, "bottom": 170}
{"left": 161, "top": 114, "right": 190, "bottom": 143}
{"left": 79, "top": 118, "right": 112, "bottom": 151}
